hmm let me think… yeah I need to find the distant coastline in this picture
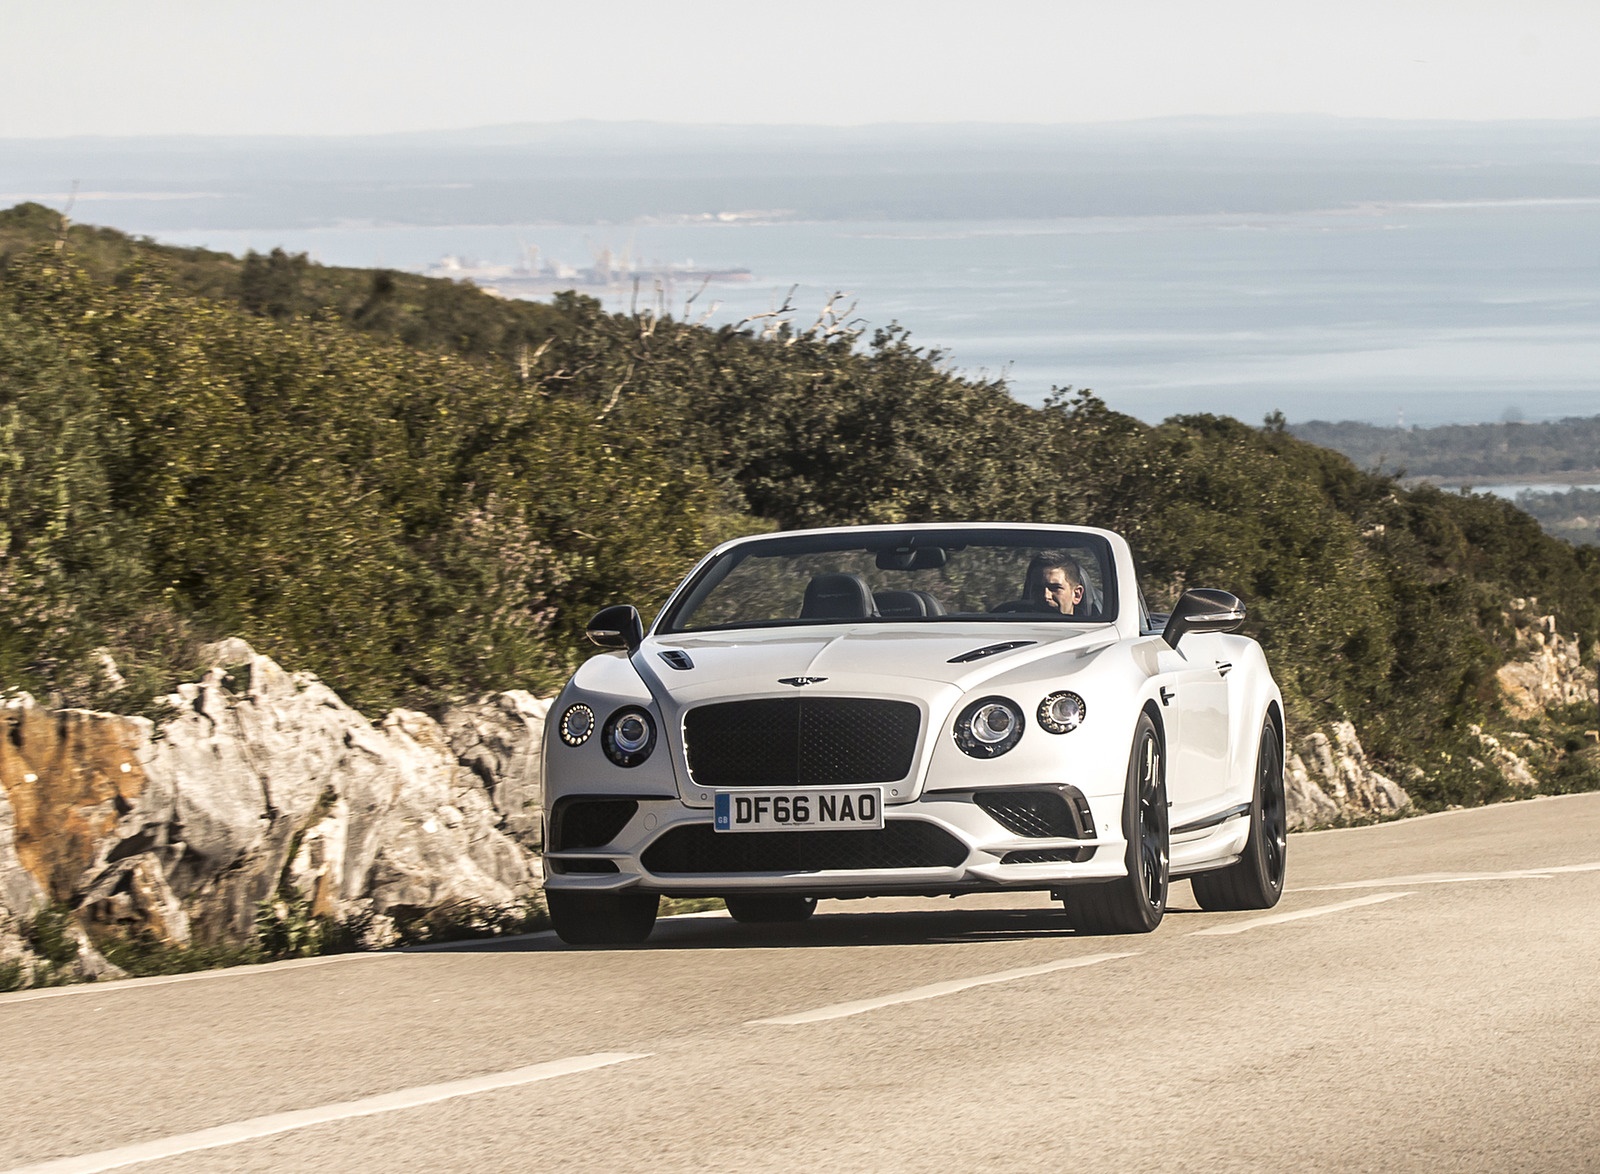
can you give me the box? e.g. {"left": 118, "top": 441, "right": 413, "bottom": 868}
{"left": 1416, "top": 471, "right": 1600, "bottom": 493}
{"left": 1290, "top": 417, "right": 1600, "bottom": 479}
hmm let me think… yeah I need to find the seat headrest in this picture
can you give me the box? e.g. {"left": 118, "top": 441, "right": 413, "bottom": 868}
{"left": 801, "top": 573, "right": 876, "bottom": 620}
{"left": 873, "top": 590, "right": 927, "bottom": 619}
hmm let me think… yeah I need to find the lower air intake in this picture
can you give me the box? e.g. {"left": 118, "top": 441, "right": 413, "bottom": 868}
{"left": 641, "top": 822, "right": 968, "bottom": 874}
{"left": 549, "top": 798, "right": 639, "bottom": 851}
{"left": 975, "top": 789, "right": 1079, "bottom": 838}
{"left": 1001, "top": 848, "right": 1097, "bottom": 865}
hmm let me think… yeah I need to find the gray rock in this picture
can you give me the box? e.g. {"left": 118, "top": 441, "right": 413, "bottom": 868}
{"left": 1467, "top": 724, "right": 1541, "bottom": 791}
{"left": 1285, "top": 720, "right": 1411, "bottom": 830}
{"left": 7, "top": 638, "right": 548, "bottom": 968}
{"left": 65, "top": 921, "right": 127, "bottom": 983}
{"left": 442, "top": 691, "right": 551, "bottom": 849}
{"left": 0, "top": 780, "right": 46, "bottom": 929}
{"left": 1497, "top": 613, "right": 1598, "bottom": 719}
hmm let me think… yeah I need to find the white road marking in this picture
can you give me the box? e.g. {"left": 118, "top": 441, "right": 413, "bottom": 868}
{"left": 2, "top": 1052, "right": 650, "bottom": 1174}
{"left": 2, "top": 908, "right": 736, "bottom": 1003}
{"left": 1190, "top": 891, "right": 1412, "bottom": 936}
{"left": 749, "top": 952, "right": 1138, "bottom": 1025}
{"left": 1291, "top": 862, "right": 1600, "bottom": 893}
{"left": 0, "top": 951, "right": 389, "bottom": 1007}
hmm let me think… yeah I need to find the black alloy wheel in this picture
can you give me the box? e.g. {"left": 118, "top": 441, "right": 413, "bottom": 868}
{"left": 547, "top": 889, "right": 660, "bottom": 946}
{"left": 724, "top": 895, "right": 819, "bottom": 924}
{"left": 1191, "top": 718, "right": 1288, "bottom": 911}
{"left": 1062, "top": 711, "right": 1169, "bottom": 935}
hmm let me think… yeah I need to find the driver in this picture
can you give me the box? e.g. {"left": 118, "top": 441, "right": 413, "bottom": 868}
{"left": 1028, "top": 553, "right": 1086, "bottom": 615}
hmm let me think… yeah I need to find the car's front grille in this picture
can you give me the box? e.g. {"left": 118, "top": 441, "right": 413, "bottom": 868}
{"left": 641, "top": 821, "right": 967, "bottom": 874}
{"left": 683, "top": 698, "right": 920, "bottom": 786}
{"left": 975, "top": 789, "right": 1078, "bottom": 838}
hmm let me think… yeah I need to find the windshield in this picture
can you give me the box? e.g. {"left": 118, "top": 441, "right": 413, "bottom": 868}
{"left": 660, "top": 528, "right": 1117, "bottom": 633}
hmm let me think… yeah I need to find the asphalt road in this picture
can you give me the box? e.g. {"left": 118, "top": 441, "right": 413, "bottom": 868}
{"left": 4, "top": 793, "right": 1599, "bottom": 1173}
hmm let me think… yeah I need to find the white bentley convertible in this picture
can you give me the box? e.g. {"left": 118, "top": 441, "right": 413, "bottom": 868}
{"left": 543, "top": 524, "right": 1287, "bottom": 944}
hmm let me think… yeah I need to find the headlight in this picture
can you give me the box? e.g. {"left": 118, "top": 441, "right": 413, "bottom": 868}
{"left": 1037, "top": 691, "right": 1087, "bottom": 735}
{"left": 954, "top": 696, "right": 1025, "bottom": 758}
{"left": 602, "top": 707, "right": 657, "bottom": 767}
{"left": 558, "top": 703, "right": 596, "bottom": 746}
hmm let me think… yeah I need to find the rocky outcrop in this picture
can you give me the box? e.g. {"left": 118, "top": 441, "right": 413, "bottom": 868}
{"left": 0, "top": 766, "right": 48, "bottom": 976}
{"left": 1285, "top": 720, "right": 1411, "bottom": 830}
{"left": 1496, "top": 604, "right": 1598, "bottom": 720}
{"left": 1466, "top": 724, "right": 1540, "bottom": 791}
{"left": 0, "top": 641, "right": 550, "bottom": 986}
{"left": 442, "top": 691, "right": 551, "bottom": 849}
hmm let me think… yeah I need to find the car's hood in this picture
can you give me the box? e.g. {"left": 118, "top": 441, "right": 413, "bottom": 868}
{"left": 636, "top": 622, "right": 1117, "bottom": 705}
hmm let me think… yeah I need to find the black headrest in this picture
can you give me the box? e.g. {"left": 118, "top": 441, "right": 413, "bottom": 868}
{"left": 873, "top": 590, "right": 927, "bottom": 619}
{"left": 801, "top": 573, "right": 876, "bottom": 620}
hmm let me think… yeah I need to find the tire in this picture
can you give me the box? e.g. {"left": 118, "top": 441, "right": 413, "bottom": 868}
{"left": 1063, "top": 711, "right": 1169, "bottom": 935}
{"left": 547, "top": 889, "right": 659, "bottom": 945}
{"left": 1191, "top": 718, "right": 1288, "bottom": 912}
{"left": 724, "top": 895, "right": 818, "bottom": 924}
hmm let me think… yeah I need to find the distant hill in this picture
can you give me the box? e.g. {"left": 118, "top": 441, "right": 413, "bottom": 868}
{"left": 1290, "top": 417, "right": 1600, "bottom": 479}
{"left": 7, "top": 116, "right": 1600, "bottom": 231}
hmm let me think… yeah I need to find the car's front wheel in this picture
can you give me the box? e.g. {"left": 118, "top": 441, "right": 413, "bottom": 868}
{"left": 1062, "top": 711, "right": 1169, "bottom": 935}
{"left": 547, "top": 890, "right": 659, "bottom": 945}
{"left": 724, "top": 895, "right": 818, "bottom": 923}
{"left": 1191, "top": 718, "right": 1287, "bottom": 911}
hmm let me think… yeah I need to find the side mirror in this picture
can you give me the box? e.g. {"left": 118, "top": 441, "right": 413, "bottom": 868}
{"left": 586, "top": 604, "right": 644, "bottom": 652}
{"left": 1162, "top": 589, "right": 1245, "bottom": 649}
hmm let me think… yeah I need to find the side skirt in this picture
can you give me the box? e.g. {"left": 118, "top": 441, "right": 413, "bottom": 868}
{"left": 1171, "top": 853, "right": 1243, "bottom": 879}
{"left": 1168, "top": 804, "right": 1251, "bottom": 877}
{"left": 1171, "top": 802, "right": 1251, "bottom": 837}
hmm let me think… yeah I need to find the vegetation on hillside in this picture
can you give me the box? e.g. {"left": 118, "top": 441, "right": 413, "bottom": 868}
{"left": 2, "top": 202, "right": 1597, "bottom": 810}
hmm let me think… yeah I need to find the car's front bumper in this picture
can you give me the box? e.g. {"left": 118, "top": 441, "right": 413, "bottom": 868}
{"left": 543, "top": 792, "right": 1131, "bottom": 897}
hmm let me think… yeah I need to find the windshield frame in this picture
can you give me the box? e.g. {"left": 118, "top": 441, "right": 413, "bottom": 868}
{"left": 655, "top": 526, "right": 1120, "bottom": 635}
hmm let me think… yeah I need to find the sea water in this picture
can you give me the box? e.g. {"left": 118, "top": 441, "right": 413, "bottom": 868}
{"left": 156, "top": 198, "right": 1600, "bottom": 427}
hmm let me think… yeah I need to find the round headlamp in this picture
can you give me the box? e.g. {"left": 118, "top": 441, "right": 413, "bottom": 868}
{"left": 1037, "top": 691, "right": 1087, "bottom": 735}
{"left": 602, "top": 707, "right": 657, "bottom": 767}
{"left": 558, "top": 703, "right": 596, "bottom": 746}
{"left": 954, "top": 696, "right": 1025, "bottom": 758}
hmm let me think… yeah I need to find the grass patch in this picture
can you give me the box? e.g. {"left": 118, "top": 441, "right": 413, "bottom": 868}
{"left": 98, "top": 931, "right": 263, "bottom": 977}
{"left": 1, "top": 905, "right": 82, "bottom": 992}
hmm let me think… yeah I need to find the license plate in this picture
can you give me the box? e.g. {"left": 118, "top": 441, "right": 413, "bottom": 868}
{"left": 714, "top": 788, "right": 885, "bottom": 832}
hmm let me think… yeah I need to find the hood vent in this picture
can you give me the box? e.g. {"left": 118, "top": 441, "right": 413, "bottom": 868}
{"left": 659, "top": 650, "right": 694, "bottom": 671}
{"left": 948, "top": 640, "right": 1036, "bottom": 664}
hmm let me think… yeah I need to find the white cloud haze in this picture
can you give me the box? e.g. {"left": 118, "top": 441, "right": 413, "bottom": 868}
{"left": 3, "top": 0, "right": 1599, "bottom": 136}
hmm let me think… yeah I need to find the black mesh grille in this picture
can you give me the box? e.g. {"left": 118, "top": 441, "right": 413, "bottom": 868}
{"left": 641, "top": 821, "right": 967, "bottom": 874}
{"left": 975, "top": 790, "right": 1078, "bottom": 838}
{"left": 684, "top": 699, "right": 920, "bottom": 786}
{"left": 549, "top": 799, "right": 639, "bottom": 851}
{"left": 548, "top": 858, "right": 622, "bottom": 874}
{"left": 1001, "top": 847, "right": 1097, "bottom": 865}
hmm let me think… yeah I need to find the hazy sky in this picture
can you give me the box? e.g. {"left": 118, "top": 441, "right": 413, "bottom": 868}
{"left": 4, "top": 0, "right": 1600, "bottom": 137}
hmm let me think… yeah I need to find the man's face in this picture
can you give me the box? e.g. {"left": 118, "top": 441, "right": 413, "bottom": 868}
{"left": 1042, "top": 567, "right": 1084, "bottom": 614}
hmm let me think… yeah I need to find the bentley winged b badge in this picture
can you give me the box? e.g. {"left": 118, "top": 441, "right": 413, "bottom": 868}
{"left": 777, "top": 676, "right": 828, "bottom": 687}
